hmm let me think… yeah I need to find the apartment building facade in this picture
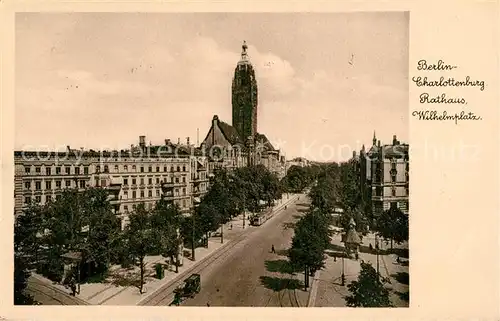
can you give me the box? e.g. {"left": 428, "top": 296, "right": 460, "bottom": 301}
{"left": 359, "top": 133, "right": 409, "bottom": 216}
{"left": 14, "top": 137, "right": 209, "bottom": 229}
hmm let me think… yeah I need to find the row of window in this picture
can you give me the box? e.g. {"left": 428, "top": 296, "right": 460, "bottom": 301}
{"left": 25, "top": 166, "right": 90, "bottom": 175}
{"left": 121, "top": 176, "right": 186, "bottom": 186}
{"left": 122, "top": 187, "right": 187, "bottom": 199}
{"left": 123, "top": 198, "right": 189, "bottom": 213}
{"left": 24, "top": 164, "right": 199, "bottom": 176}
{"left": 25, "top": 194, "right": 60, "bottom": 204}
{"left": 374, "top": 186, "right": 409, "bottom": 197}
{"left": 24, "top": 193, "right": 191, "bottom": 207}
{"left": 24, "top": 179, "right": 87, "bottom": 190}
{"left": 391, "top": 187, "right": 410, "bottom": 197}
{"left": 390, "top": 172, "right": 409, "bottom": 183}
{"left": 96, "top": 164, "right": 189, "bottom": 174}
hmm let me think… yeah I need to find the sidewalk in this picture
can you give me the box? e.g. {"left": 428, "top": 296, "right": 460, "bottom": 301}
{"left": 311, "top": 232, "right": 409, "bottom": 307}
{"left": 62, "top": 193, "right": 300, "bottom": 305}
{"left": 27, "top": 273, "right": 90, "bottom": 305}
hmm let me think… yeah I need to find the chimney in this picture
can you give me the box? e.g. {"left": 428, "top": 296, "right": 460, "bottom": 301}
{"left": 177, "top": 138, "right": 180, "bottom": 145}
{"left": 377, "top": 140, "right": 381, "bottom": 147}
{"left": 353, "top": 151, "right": 356, "bottom": 158}
{"left": 187, "top": 137, "right": 190, "bottom": 146}
{"left": 393, "top": 135, "right": 397, "bottom": 145}
{"left": 66, "top": 145, "right": 71, "bottom": 152}
{"left": 139, "top": 135, "right": 146, "bottom": 148}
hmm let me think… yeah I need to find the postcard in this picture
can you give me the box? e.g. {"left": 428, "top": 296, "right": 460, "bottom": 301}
{"left": 1, "top": 1, "right": 498, "bottom": 320}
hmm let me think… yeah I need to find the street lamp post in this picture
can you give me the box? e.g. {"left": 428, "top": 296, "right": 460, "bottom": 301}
{"left": 341, "top": 255, "right": 345, "bottom": 286}
{"left": 72, "top": 174, "right": 81, "bottom": 294}
{"left": 220, "top": 218, "right": 224, "bottom": 244}
{"left": 191, "top": 209, "right": 196, "bottom": 261}
{"left": 375, "top": 235, "right": 380, "bottom": 278}
{"left": 242, "top": 194, "right": 246, "bottom": 229}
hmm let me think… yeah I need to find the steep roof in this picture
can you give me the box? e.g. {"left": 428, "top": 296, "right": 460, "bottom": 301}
{"left": 382, "top": 144, "right": 408, "bottom": 158}
{"left": 344, "top": 228, "right": 362, "bottom": 244}
{"left": 218, "top": 121, "right": 244, "bottom": 145}
{"left": 367, "top": 144, "right": 408, "bottom": 159}
{"left": 255, "top": 133, "right": 275, "bottom": 151}
{"left": 367, "top": 145, "right": 379, "bottom": 156}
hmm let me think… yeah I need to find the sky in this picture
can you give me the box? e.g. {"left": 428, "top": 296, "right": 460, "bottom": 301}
{"left": 15, "top": 12, "right": 409, "bottom": 162}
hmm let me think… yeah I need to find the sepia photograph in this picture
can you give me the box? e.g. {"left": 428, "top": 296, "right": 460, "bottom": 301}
{"left": 14, "top": 12, "right": 409, "bottom": 308}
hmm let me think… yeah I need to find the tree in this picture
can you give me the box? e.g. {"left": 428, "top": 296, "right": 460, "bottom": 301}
{"left": 195, "top": 201, "right": 220, "bottom": 247}
{"left": 14, "top": 208, "right": 38, "bottom": 305}
{"left": 375, "top": 206, "right": 409, "bottom": 249}
{"left": 288, "top": 209, "right": 331, "bottom": 289}
{"left": 79, "top": 188, "right": 122, "bottom": 277}
{"left": 14, "top": 205, "right": 43, "bottom": 268}
{"left": 309, "top": 173, "right": 339, "bottom": 213}
{"left": 14, "top": 253, "right": 35, "bottom": 305}
{"left": 345, "top": 261, "right": 392, "bottom": 307}
{"left": 339, "top": 206, "right": 369, "bottom": 235}
{"left": 282, "top": 165, "right": 313, "bottom": 193}
{"left": 151, "top": 199, "right": 183, "bottom": 273}
{"left": 35, "top": 187, "right": 121, "bottom": 283}
{"left": 126, "top": 204, "right": 158, "bottom": 294}
{"left": 339, "top": 161, "right": 363, "bottom": 211}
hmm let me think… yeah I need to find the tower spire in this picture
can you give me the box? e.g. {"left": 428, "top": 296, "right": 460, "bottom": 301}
{"left": 372, "top": 131, "right": 377, "bottom": 146}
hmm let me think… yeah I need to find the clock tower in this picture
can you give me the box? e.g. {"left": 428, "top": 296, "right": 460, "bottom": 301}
{"left": 232, "top": 41, "right": 258, "bottom": 140}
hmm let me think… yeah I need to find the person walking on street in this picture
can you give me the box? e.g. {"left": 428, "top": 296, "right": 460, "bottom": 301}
{"left": 271, "top": 244, "right": 276, "bottom": 253}
{"left": 70, "top": 278, "right": 76, "bottom": 296}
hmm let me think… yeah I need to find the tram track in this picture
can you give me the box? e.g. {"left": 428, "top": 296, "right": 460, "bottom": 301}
{"left": 145, "top": 196, "right": 301, "bottom": 306}
{"left": 26, "top": 279, "right": 87, "bottom": 305}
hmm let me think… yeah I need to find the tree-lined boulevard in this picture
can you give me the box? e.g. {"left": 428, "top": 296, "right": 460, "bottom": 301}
{"left": 15, "top": 162, "right": 409, "bottom": 307}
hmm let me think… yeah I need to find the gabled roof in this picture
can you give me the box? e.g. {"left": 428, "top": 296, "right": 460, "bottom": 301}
{"left": 255, "top": 133, "right": 275, "bottom": 151}
{"left": 367, "top": 144, "right": 408, "bottom": 159}
{"left": 218, "top": 121, "right": 244, "bottom": 145}
{"left": 367, "top": 145, "right": 379, "bottom": 156}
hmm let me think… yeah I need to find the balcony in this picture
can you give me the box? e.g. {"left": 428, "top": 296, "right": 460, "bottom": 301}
{"left": 106, "top": 185, "right": 122, "bottom": 205}
{"left": 192, "top": 188, "right": 204, "bottom": 196}
{"left": 161, "top": 181, "right": 186, "bottom": 188}
{"left": 192, "top": 176, "right": 209, "bottom": 185}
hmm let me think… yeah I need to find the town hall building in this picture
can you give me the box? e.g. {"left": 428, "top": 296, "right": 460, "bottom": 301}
{"left": 201, "top": 41, "right": 286, "bottom": 179}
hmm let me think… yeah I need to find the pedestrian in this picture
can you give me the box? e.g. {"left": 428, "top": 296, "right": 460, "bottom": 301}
{"left": 369, "top": 243, "right": 373, "bottom": 251}
{"left": 271, "top": 244, "right": 275, "bottom": 253}
{"left": 396, "top": 256, "right": 400, "bottom": 263}
{"left": 206, "top": 302, "right": 210, "bottom": 307}
{"left": 230, "top": 223, "right": 233, "bottom": 230}
{"left": 334, "top": 255, "right": 337, "bottom": 262}
{"left": 355, "top": 253, "right": 359, "bottom": 260}
{"left": 70, "top": 279, "right": 76, "bottom": 296}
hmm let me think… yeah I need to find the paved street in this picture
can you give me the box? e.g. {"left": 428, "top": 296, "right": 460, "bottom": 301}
{"left": 26, "top": 274, "right": 89, "bottom": 305}
{"left": 153, "top": 194, "right": 310, "bottom": 307}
